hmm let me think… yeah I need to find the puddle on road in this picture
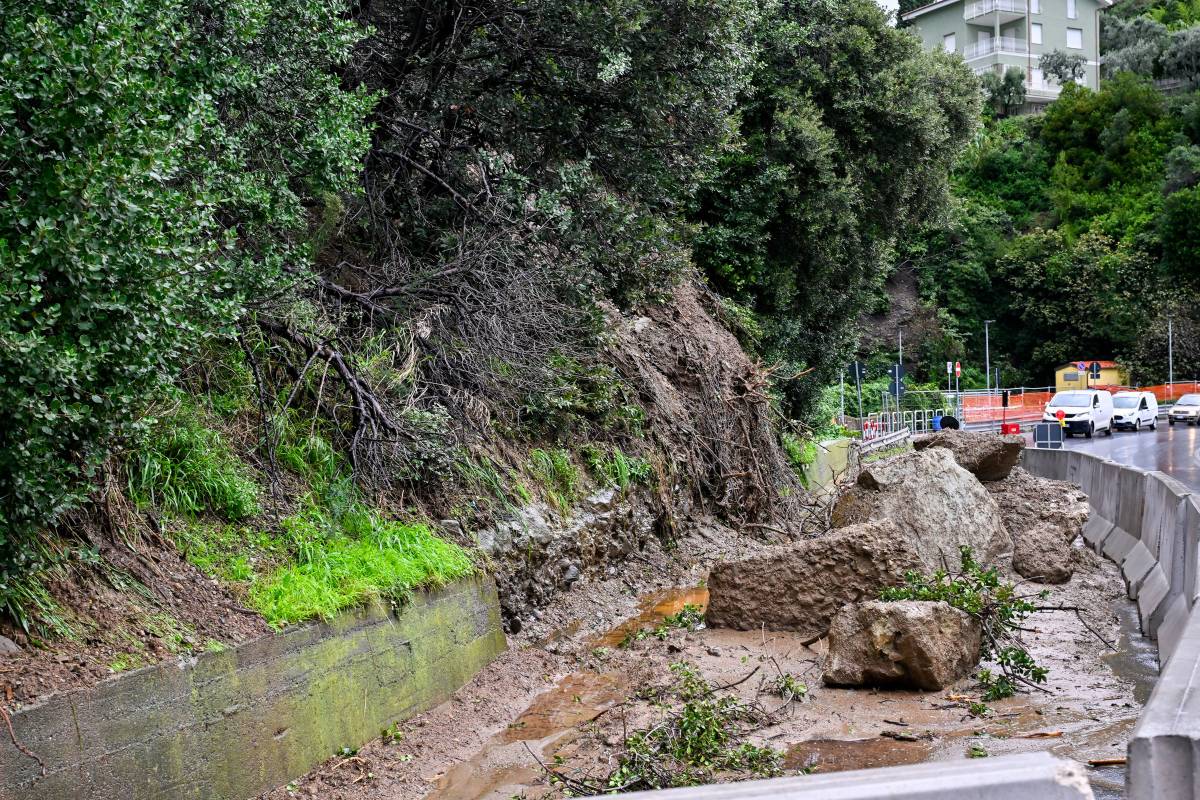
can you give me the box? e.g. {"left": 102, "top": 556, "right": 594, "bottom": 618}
{"left": 427, "top": 586, "right": 710, "bottom": 800}
{"left": 594, "top": 586, "right": 710, "bottom": 648}
{"left": 784, "top": 737, "right": 934, "bottom": 772}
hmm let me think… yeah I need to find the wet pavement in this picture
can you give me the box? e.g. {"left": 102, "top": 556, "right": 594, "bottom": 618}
{"left": 1042, "top": 424, "right": 1200, "bottom": 492}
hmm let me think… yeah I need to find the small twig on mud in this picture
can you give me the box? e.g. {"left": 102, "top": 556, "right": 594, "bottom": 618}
{"left": 0, "top": 704, "right": 45, "bottom": 777}
{"left": 522, "top": 740, "right": 610, "bottom": 794}
{"left": 1033, "top": 605, "right": 1116, "bottom": 651}
{"left": 709, "top": 665, "right": 761, "bottom": 695}
{"left": 743, "top": 522, "right": 789, "bottom": 538}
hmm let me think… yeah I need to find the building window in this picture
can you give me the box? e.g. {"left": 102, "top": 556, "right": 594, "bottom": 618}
{"left": 1067, "top": 0, "right": 1077, "bottom": 18}
{"left": 1067, "top": 27, "right": 1083, "bottom": 48}
{"left": 943, "top": 32, "right": 956, "bottom": 52}
{"left": 1031, "top": 67, "right": 1044, "bottom": 86}
{"left": 1031, "top": 22, "right": 1042, "bottom": 44}
{"left": 1031, "top": 0, "right": 1041, "bottom": 12}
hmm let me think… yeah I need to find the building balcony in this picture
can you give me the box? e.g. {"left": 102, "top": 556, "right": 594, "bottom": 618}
{"left": 964, "top": 0, "right": 1029, "bottom": 20}
{"left": 964, "top": 36, "right": 1029, "bottom": 58}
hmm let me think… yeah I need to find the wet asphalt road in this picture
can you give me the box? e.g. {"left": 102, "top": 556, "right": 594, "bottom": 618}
{"left": 1046, "top": 422, "right": 1200, "bottom": 493}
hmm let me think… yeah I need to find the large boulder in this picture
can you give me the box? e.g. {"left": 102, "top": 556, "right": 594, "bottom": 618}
{"left": 1012, "top": 522, "right": 1074, "bottom": 584}
{"left": 706, "top": 520, "right": 924, "bottom": 638}
{"left": 823, "top": 600, "right": 982, "bottom": 691}
{"left": 832, "top": 448, "right": 1013, "bottom": 571}
{"left": 912, "top": 430, "right": 1024, "bottom": 482}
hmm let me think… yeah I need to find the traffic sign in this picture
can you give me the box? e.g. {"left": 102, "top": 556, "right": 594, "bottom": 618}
{"left": 1090, "top": 361, "right": 1102, "bottom": 379}
{"left": 848, "top": 361, "right": 866, "bottom": 381}
{"left": 954, "top": 361, "right": 961, "bottom": 378}
{"left": 1076, "top": 361, "right": 1086, "bottom": 371}
{"left": 946, "top": 361, "right": 953, "bottom": 375}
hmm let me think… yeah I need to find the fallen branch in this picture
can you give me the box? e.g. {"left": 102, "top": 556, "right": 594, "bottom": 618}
{"left": 0, "top": 704, "right": 45, "bottom": 777}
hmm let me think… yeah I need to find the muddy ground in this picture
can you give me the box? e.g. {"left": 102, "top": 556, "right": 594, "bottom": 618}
{"left": 265, "top": 512, "right": 1153, "bottom": 800}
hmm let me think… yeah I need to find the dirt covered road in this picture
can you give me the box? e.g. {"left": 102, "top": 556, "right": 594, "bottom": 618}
{"left": 265, "top": 522, "right": 1151, "bottom": 800}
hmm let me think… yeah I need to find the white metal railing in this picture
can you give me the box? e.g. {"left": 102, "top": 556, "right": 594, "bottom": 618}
{"left": 964, "top": 0, "right": 1027, "bottom": 19}
{"left": 1027, "top": 79, "right": 1062, "bottom": 95}
{"left": 964, "top": 36, "right": 1029, "bottom": 58}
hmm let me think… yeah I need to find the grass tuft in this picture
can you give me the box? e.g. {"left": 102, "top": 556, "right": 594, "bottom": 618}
{"left": 248, "top": 511, "right": 474, "bottom": 627}
{"left": 127, "top": 403, "right": 259, "bottom": 520}
{"left": 529, "top": 448, "right": 580, "bottom": 511}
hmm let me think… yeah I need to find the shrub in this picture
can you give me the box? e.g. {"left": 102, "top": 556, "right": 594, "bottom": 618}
{"left": 0, "top": 0, "right": 373, "bottom": 606}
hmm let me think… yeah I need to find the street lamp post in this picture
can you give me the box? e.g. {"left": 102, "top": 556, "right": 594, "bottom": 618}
{"left": 1169, "top": 314, "right": 1175, "bottom": 398}
{"left": 984, "top": 320, "right": 996, "bottom": 429}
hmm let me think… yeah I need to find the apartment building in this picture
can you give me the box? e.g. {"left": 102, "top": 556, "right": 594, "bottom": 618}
{"left": 901, "top": 0, "right": 1106, "bottom": 108}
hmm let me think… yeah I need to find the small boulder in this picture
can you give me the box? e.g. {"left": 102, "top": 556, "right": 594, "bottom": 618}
{"left": 832, "top": 448, "right": 1012, "bottom": 571}
{"left": 706, "top": 519, "right": 924, "bottom": 638}
{"left": 823, "top": 600, "right": 981, "bottom": 690}
{"left": 0, "top": 635, "right": 19, "bottom": 656}
{"left": 912, "top": 430, "right": 1024, "bottom": 482}
{"left": 1012, "top": 522, "right": 1074, "bottom": 584}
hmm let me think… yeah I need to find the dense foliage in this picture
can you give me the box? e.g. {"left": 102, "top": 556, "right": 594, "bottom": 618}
{"left": 692, "top": 0, "right": 980, "bottom": 417}
{"left": 900, "top": 68, "right": 1200, "bottom": 385}
{"left": 0, "top": 0, "right": 373, "bottom": 596}
{"left": 0, "top": 0, "right": 982, "bottom": 624}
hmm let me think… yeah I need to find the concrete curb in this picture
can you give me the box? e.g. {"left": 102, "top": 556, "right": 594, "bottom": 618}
{"left": 617, "top": 752, "right": 1094, "bottom": 799}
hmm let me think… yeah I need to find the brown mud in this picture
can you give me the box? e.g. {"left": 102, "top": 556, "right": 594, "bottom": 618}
{"left": 268, "top": 532, "right": 1152, "bottom": 800}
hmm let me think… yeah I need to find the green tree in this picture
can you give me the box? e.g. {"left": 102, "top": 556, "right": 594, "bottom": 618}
{"left": 692, "top": 0, "right": 980, "bottom": 421}
{"left": 0, "top": 0, "right": 374, "bottom": 600}
{"left": 1040, "top": 49, "right": 1088, "bottom": 83}
{"left": 981, "top": 68, "right": 1028, "bottom": 118}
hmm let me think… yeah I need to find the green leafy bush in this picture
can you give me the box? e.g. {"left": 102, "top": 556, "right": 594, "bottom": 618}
{"left": 881, "top": 547, "right": 1049, "bottom": 698}
{"left": 0, "top": 0, "right": 373, "bottom": 600}
{"left": 581, "top": 444, "right": 651, "bottom": 492}
{"left": 606, "top": 662, "right": 781, "bottom": 790}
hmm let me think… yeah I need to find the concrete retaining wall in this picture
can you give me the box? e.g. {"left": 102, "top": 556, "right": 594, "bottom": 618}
{"left": 1, "top": 576, "right": 507, "bottom": 800}
{"left": 1021, "top": 448, "right": 1200, "bottom": 800}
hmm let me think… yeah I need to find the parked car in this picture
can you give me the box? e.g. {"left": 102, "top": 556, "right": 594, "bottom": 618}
{"left": 1169, "top": 393, "right": 1200, "bottom": 426}
{"left": 1042, "top": 389, "right": 1114, "bottom": 438}
{"left": 1112, "top": 391, "right": 1158, "bottom": 431}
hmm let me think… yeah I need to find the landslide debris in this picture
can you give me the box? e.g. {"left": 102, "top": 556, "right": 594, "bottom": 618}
{"left": 823, "top": 600, "right": 982, "bottom": 690}
{"left": 912, "top": 430, "right": 1024, "bottom": 482}
{"left": 986, "top": 467, "right": 1090, "bottom": 584}
{"left": 831, "top": 448, "right": 1013, "bottom": 571}
{"left": 705, "top": 519, "right": 923, "bottom": 637}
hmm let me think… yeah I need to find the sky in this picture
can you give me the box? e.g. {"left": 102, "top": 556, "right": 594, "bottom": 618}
{"left": 876, "top": 0, "right": 900, "bottom": 10}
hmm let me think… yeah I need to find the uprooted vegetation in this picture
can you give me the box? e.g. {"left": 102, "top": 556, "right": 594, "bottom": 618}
{"left": 0, "top": 0, "right": 980, "bottom": 707}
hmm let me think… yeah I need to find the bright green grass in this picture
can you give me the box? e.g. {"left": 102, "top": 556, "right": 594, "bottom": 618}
{"left": 248, "top": 512, "right": 474, "bottom": 627}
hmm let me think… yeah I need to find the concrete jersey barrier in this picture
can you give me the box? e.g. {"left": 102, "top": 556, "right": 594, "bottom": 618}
{"left": 617, "top": 752, "right": 1094, "bottom": 800}
{"left": 1020, "top": 448, "right": 1200, "bottom": 800}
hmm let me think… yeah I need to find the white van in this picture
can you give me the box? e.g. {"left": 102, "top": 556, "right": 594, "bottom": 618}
{"left": 1112, "top": 391, "right": 1158, "bottom": 431}
{"left": 1042, "top": 389, "right": 1114, "bottom": 438}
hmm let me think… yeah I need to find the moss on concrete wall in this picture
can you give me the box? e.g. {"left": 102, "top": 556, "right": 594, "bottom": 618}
{"left": 1, "top": 576, "right": 506, "bottom": 800}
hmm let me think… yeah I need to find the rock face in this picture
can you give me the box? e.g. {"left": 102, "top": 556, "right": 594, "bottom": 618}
{"left": 831, "top": 448, "right": 1013, "bottom": 571}
{"left": 823, "top": 600, "right": 982, "bottom": 690}
{"left": 1011, "top": 522, "right": 1074, "bottom": 583}
{"left": 705, "top": 520, "right": 924, "bottom": 638}
{"left": 912, "top": 430, "right": 1024, "bottom": 482}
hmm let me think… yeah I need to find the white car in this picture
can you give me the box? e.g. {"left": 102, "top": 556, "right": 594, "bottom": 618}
{"left": 1169, "top": 393, "right": 1200, "bottom": 426}
{"left": 1042, "top": 389, "right": 1114, "bottom": 438}
{"left": 1112, "top": 391, "right": 1158, "bottom": 431}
